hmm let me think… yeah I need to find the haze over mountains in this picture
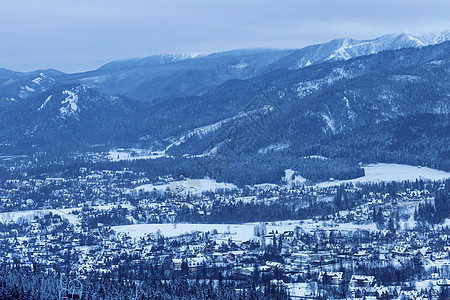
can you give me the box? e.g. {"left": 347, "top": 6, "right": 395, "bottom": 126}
{"left": 0, "top": 31, "right": 449, "bottom": 181}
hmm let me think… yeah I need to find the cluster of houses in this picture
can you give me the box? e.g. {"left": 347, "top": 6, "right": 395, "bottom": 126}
{"left": 0, "top": 157, "right": 449, "bottom": 298}
{"left": 0, "top": 168, "right": 135, "bottom": 213}
{"left": 4, "top": 206, "right": 449, "bottom": 298}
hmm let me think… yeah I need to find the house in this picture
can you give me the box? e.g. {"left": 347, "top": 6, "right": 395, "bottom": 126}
{"left": 416, "top": 246, "right": 432, "bottom": 258}
{"left": 266, "top": 261, "right": 284, "bottom": 271}
{"left": 188, "top": 244, "right": 204, "bottom": 254}
{"left": 350, "top": 275, "right": 376, "bottom": 288}
{"left": 437, "top": 279, "right": 450, "bottom": 287}
{"left": 392, "top": 246, "right": 411, "bottom": 256}
{"left": 240, "top": 241, "right": 259, "bottom": 251}
{"left": 291, "top": 252, "right": 310, "bottom": 266}
{"left": 233, "top": 266, "right": 254, "bottom": 276}
{"left": 172, "top": 258, "right": 183, "bottom": 271}
{"left": 283, "top": 231, "right": 294, "bottom": 237}
{"left": 188, "top": 255, "right": 206, "bottom": 271}
{"left": 354, "top": 250, "right": 370, "bottom": 259}
{"left": 172, "top": 255, "right": 207, "bottom": 272}
{"left": 319, "top": 271, "right": 344, "bottom": 285}
{"left": 309, "top": 251, "right": 333, "bottom": 265}
{"left": 431, "top": 273, "right": 440, "bottom": 280}
{"left": 270, "top": 279, "right": 286, "bottom": 287}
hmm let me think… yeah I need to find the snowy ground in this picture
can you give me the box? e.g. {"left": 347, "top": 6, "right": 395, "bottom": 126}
{"left": 0, "top": 208, "right": 80, "bottom": 224}
{"left": 284, "top": 169, "right": 307, "bottom": 186}
{"left": 287, "top": 282, "right": 315, "bottom": 298}
{"left": 134, "top": 178, "right": 237, "bottom": 195}
{"left": 315, "top": 163, "right": 450, "bottom": 188}
{"left": 113, "top": 223, "right": 255, "bottom": 242}
{"left": 107, "top": 148, "right": 167, "bottom": 161}
{"left": 112, "top": 219, "right": 378, "bottom": 242}
{"left": 415, "top": 279, "right": 440, "bottom": 290}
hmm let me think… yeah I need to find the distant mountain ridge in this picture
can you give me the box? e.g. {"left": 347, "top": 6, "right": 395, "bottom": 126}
{"left": 96, "top": 31, "right": 450, "bottom": 71}
{"left": 272, "top": 31, "right": 450, "bottom": 70}
{"left": 1, "top": 31, "right": 449, "bottom": 105}
{"left": 98, "top": 53, "right": 205, "bottom": 70}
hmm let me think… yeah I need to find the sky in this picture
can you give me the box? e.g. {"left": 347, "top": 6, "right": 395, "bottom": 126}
{"left": 1, "top": 0, "right": 450, "bottom": 73}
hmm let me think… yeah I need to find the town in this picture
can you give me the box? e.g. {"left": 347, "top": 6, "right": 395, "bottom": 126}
{"left": 0, "top": 154, "right": 449, "bottom": 299}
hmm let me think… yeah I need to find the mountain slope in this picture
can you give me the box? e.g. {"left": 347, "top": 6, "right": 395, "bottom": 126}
{"left": 128, "top": 41, "right": 450, "bottom": 172}
{"left": 0, "top": 85, "right": 140, "bottom": 150}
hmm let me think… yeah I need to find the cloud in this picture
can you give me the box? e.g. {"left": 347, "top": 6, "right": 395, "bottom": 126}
{"left": 0, "top": 0, "right": 449, "bottom": 73}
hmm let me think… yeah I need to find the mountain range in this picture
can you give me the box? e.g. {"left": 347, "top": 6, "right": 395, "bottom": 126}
{"left": 2, "top": 31, "right": 449, "bottom": 105}
{"left": 0, "top": 31, "right": 449, "bottom": 183}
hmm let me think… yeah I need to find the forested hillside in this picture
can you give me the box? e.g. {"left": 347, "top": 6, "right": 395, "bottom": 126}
{"left": 0, "top": 38, "right": 449, "bottom": 185}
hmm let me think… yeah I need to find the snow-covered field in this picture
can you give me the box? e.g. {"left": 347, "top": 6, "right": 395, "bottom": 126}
{"left": 134, "top": 178, "right": 237, "bottom": 194}
{"left": 316, "top": 163, "right": 450, "bottom": 188}
{"left": 113, "top": 223, "right": 254, "bottom": 242}
{"left": 112, "top": 219, "right": 377, "bottom": 242}
{"left": 0, "top": 208, "right": 80, "bottom": 224}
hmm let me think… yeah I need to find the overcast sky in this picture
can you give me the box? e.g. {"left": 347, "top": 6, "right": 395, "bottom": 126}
{"left": 1, "top": 0, "right": 449, "bottom": 73}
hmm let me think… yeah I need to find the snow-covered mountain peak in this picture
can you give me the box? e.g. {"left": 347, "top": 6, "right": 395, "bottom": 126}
{"left": 16, "top": 72, "right": 57, "bottom": 99}
{"left": 400, "top": 31, "right": 450, "bottom": 46}
{"left": 291, "top": 31, "right": 450, "bottom": 69}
